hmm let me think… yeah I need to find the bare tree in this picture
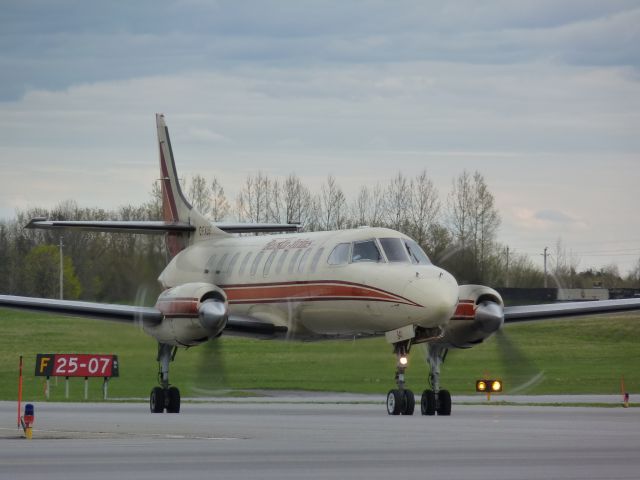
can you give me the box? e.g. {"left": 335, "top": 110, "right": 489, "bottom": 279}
{"left": 447, "top": 170, "right": 473, "bottom": 247}
{"left": 267, "top": 178, "right": 283, "bottom": 223}
{"left": 472, "top": 172, "right": 501, "bottom": 278}
{"left": 320, "top": 175, "right": 347, "bottom": 230}
{"left": 446, "top": 171, "right": 500, "bottom": 282}
{"left": 351, "top": 186, "right": 371, "bottom": 227}
{"left": 627, "top": 258, "right": 640, "bottom": 287}
{"left": 283, "top": 174, "right": 313, "bottom": 229}
{"left": 552, "top": 237, "right": 580, "bottom": 287}
{"left": 209, "top": 177, "right": 230, "bottom": 221}
{"left": 384, "top": 172, "right": 411, "bottom": 231}
{"left": 236, "top": 172, "right": 271, "bottom": 223}
{"left": 188, "top": 174, "right": 211, "bottom": 215}
{"left": 409, "top": 170, "right": 440, "bottom": 246}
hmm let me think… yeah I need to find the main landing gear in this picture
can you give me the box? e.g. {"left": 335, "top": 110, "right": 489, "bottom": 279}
{"left": 386, "top": 340, "right": 451, "bottom": 416}
{"left": 150, "top": 343, "right": 181, "bottom": 413}
{"left": 421, "top": 344, "right": 451, "bottom": 416}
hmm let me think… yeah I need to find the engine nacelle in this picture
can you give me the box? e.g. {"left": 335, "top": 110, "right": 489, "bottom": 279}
{"left": 437, "top": 285, "right": 504, "bottom": 348}
{"left": 144, "top": 282, "right": 228, "bottom": 346}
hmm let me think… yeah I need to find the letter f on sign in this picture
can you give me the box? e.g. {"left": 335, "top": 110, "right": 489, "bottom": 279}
{"left": 40, "top": 357, "right": 49, "bottom": 374}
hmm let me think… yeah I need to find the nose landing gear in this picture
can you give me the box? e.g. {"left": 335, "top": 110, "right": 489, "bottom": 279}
{"left": 386, "top": 341, "right": 415, "bottom": 415}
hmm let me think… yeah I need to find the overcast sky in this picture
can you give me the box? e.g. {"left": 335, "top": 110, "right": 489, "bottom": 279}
{"left": 1, "top": 1, "right": 639, "bottom": 274}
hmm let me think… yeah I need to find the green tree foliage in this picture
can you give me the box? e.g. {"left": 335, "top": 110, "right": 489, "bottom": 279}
{"left": 24, "top": 244, "right": 81, "bottom": 299}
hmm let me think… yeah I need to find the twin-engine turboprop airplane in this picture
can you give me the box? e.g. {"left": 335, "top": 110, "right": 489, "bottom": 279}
{"left": 2, "top": 114, "right": 640, "bottom": 415}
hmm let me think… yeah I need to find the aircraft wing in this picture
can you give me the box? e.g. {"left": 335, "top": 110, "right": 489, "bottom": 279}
{"left": 0, "top": 295, "right": 287, "bottom": 339}
{"left": 504, "top": 298, "right": 640, "bottom": 323}
{"left": 0, "top": 295, "right": 164, "bottom": 325}
{"left": 26, "top": 218, "right": 299, "bottom": 234}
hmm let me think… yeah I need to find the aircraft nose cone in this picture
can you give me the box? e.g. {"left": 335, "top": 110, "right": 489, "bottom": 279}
{"left": 402, "top": 267, "right": 459, "bottom": 327}
{"left": 438, "top": 269, "right": 460, "bottom": 316}
{"left": 475, "top": 301, "right": 504, "bottom": 333}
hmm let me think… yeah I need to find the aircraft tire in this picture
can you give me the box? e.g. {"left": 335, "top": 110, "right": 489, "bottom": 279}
{"left": 166, "top": 386, "right": 181, "bottom": 413}
{"left": 150, "top": 387, "right": 165, "bottom": 413}
{"left": 421, "top": 389, "right": 436, "bottom": 416}
{"left": 401, "top": 389, "right": 415, "bottom": 415}
{"left": 437, "top": 390, "right": 452, "bottom": 416}
{"left": 386, "top": 389, "right": 403, "bottom": 415}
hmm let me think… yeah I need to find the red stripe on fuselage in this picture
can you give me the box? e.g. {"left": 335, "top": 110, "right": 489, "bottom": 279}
{"left": 159, "top": 147, "right": 178, "bottom": 222}
{"left": 220, "top": 281, "right": 422, "bottom": 307}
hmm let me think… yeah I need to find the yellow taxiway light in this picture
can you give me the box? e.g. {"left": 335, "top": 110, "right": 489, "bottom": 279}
{"left": 476, "top": 379, "right": 502, "bottom": 393}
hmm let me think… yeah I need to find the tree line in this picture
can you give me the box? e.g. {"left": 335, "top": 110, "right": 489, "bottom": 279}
{"left": 1, "top": 170, "right": 638, "bottom": 303}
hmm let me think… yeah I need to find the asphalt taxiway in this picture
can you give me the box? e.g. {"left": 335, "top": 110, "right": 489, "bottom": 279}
{"left": 1, "top": 399, "right": 638, "bottom": 480}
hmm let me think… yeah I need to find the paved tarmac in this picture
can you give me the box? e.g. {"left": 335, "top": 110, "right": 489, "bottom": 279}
{"left": 1, "top": 399, "right": 639, "bottom": 480}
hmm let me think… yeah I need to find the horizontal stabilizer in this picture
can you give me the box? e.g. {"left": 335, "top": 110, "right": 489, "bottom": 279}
{"left": 26, "top": 218, "right": 195, "bottom": 235}
{"left": 26, "top": 218, "right": 300, "bottom": 235}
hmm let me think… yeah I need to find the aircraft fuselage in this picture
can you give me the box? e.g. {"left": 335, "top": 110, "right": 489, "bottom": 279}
{"left": 159, "top": 227, "right": 459, "bottom": 338}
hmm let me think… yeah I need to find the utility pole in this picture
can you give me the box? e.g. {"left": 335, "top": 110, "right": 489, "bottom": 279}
{"left": 505, "top": 246, "right": 510, "bottom": 288}
{"left": 59, "top": 236, "right": 64, "bottom": 300}
{"left": 542, "top": 246, "right": 549, "bottom": 288}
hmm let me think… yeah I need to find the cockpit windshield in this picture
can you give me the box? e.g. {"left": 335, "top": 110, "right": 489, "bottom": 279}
{"left": 379, "top": 238, "right": 410, "bottom": 263}
{"left": 404, "top": 239, "right": 431, "bottom": 265}
{"left": 351, "top": 240, "right": 382, "bottom": 263}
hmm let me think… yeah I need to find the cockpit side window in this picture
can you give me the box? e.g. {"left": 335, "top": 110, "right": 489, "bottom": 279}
{"left": 327, "top": 243, "right": 350, "bottom": 265}
{"left": 404, "top": 239, "right": 432, "bottom": 265}
{"left": 379, "top": 238, "right": 410, "bottom": 263}
{"left": 351, "top": 240, "right": 382, "bottom": 263}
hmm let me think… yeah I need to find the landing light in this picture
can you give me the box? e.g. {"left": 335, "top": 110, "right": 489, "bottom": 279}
{"left": 399, "top": 356, "right": 408, "bottom": 366}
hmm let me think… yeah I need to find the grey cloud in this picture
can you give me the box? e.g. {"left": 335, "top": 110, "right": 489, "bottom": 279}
{"left": 1, "top": 1, "right": 640, "bottom": 100}
{"left": 534, "top": 209, "right": 579, "bottom": 224}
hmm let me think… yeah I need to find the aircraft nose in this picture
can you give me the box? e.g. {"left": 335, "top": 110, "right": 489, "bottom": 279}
{"left": 435, "top": 268, "right": 459, "bottom": 317}
{"left": 404, "top": 267, "right": 459, "bottom": 325}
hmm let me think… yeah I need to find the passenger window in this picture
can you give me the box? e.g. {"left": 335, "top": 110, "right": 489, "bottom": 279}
{"left": 204, "top": 254, "right": 217, "bottom": 274}
{"left": 309, "top": 248, "right": 325, "bottom": 273}
{"left": 216, "top": 253, "right": 229, "bottom": 273}
{"left": 404, "top": 239, "right": 432, "bottom": 265}
{"left": 327, "top": 243, "right": 350, "bottom": 265}
{"left": 275, "top": 250, "right": 289, "bottom": 274}
{"left": 351, "top": 240, "right": 382, "bottom": 263}
{"left": 263, "top": 250, "right": 277, "bottom": 276}
{"left": 250, "top": 251, "right": 265, "bottom": 276}
{"left": 380, "top": 238, "right": 410, "bottom": 263}
{"left": 298, "top": 248, "right": 312, "bottom": 273}
{"left": 288, "top": 250, "right": 302, "bottom": 274}
{"left": 227, "top": 252, "right": 240, "bottom": 275}
{"left": 239, "top": 252, "right": 253, "bottom": 276}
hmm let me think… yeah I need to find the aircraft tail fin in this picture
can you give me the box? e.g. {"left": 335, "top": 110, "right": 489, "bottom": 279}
{"left": 156, "top": 114, "right": 228, "bottom": 256}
